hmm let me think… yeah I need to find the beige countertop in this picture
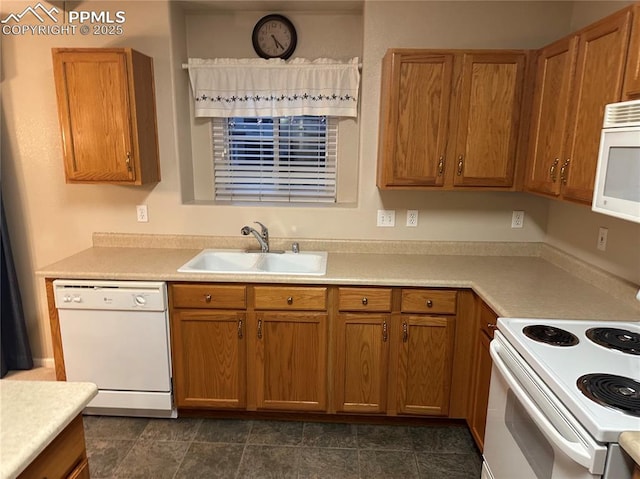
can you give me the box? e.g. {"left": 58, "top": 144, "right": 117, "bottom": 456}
{"left": 37, "top": 244, "right": 640, "bottom": 320}
{"left": 620, "top": 432, "right": 640, "bottom": 467}
{"left": 0, "top": 380, "right": 97, "bottom": 479}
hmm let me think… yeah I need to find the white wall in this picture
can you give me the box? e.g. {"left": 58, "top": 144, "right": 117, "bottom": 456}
{"left": 2, "top": 0, "right": 636, "bottom": 363}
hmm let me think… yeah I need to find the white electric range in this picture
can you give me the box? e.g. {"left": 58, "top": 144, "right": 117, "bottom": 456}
{"left": 482, "top": 318, "right": 640, "bottom": 479}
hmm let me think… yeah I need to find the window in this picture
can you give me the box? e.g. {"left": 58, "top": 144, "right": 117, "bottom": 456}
{"left": 212, "top": 116, "right": 338, "bottom": 203}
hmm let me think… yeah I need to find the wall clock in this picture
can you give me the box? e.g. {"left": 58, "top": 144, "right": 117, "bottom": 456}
{"left": 252, "top": 14, "right": 297, "bottom": 60}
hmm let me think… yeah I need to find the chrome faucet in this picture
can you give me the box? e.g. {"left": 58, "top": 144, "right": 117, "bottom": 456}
{"left": 240, "top": 221, "right": 269, "bottom": 253}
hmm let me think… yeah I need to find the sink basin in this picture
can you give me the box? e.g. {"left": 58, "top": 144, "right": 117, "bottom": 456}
{"left": 178, "top": 249, "right": 328, "bottom": 275}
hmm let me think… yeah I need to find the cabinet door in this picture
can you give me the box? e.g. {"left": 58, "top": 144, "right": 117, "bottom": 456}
{"left": 52, "top": 50, "right": 135, "bottom": 183}
{"left": 377, "top": 51, "right": 454, "bottom": 187}
{"left": 468, "top": 331, "right": 492, "bottom": 452}
{"left": 334, "top": 313, "right": 390, "bottom": 413}
{"left": 562, "top": 10, "right": 631, "bottom": 203}
{"left": 453, "top": 53, "right": 526, "bottom": 187}
{"left": 255, "top": 312, "right": 327, "bottom": 411}
{"left": 623, "top": 5, "right": 640, "bottom": 100}
{"left": 395, "top": 316, "right": 455, "bottom": 416}
{"left": 171, "top": 310, "right": 246, "bottom": 408}
{"left": 526, "top": 37, "right": 578, "bottom": 196}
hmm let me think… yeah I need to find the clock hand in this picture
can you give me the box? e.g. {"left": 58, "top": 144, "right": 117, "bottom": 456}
{"left": 271, "top": 34, "right": 285, "bottom": 50}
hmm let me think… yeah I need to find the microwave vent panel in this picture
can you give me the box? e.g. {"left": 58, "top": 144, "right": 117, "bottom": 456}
{"left": 603, "top": 99, "right": 640, "bottom": 128}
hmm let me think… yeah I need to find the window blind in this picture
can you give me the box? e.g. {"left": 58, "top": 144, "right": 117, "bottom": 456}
{"left": 212, "top": 116, "right": 338, "bottom": 202}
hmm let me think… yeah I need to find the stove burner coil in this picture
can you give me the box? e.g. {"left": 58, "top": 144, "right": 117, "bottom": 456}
{"left": 585, "top": 328, "right": 640, "bottom": 355}
{"left": 577, "top": 374, "right": 640, "bottom": 417}
{"left": 523, "top": 325, "right": 579, "bottom": 346}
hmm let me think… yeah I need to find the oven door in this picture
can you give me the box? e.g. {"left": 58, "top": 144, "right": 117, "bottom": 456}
{"left": 483, "top": 332, "right": 608, "bottom": 479}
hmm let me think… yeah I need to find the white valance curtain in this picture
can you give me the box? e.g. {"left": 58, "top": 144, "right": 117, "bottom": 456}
{"left": 187, "top": 57, "right": 360, "bottom": 118}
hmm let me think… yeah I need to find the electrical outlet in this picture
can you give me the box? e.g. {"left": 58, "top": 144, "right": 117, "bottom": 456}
{"left": 377, "top": 209, "right": 395, "bottom": 227}
{"left": 136, "top": 205, "right": 149, "bottom": 223}
{"left": 597, "top": 227, "right": 608, "bottom": 251}
{"left": 511, "top": 210, "right": 524, "bottom": 229}
{"left": 406, "top": 210, "right": 418, "bottom": 227}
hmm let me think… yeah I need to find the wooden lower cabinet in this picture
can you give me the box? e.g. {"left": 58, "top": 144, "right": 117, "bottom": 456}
{"left": 333, "top": 287, "right": 457, "bottom": 417}
{"left": 334, "top": 313, "right": 391, "bottom": 413}
{"left": 467, "top": 300, "right": 498, "bottom": 451}
{"left": 395, "top": 315, "right": 455, "bottom": 416}
{"left": 171, "top": 310, "right": 246, "bottom": 408}
{"left": 19, "top": 414, "right": 89, "bottom": 479}
{"left": 254, "top": 311, "right": 327, "bottom": 411}
{"left": 169, "top": 283, "right": 468, "bottom": 421}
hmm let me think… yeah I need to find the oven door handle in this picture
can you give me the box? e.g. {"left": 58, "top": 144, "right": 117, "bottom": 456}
{"left": 490, "top": 340, "right": 597, "bottom": 471}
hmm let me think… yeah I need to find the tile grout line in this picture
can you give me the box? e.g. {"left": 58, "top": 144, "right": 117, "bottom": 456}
{"left": 169, "top": 418, "right": 200, "bottom": 479}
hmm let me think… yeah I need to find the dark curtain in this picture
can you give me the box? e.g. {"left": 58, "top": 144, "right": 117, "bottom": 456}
{"left": 1, "top": 196, "right": 33, "bottom": 377}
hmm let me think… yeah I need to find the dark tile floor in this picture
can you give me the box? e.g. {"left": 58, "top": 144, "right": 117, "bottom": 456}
{"left": 83, "top": 416, "right": 482, "bottom": 479}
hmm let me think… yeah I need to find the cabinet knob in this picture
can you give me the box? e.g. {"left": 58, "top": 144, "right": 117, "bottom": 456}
{"left": 204, "top": 294, "right": 212, "bottom": 303}
{"left": 457, "top": 155, "right": 464, "bottom": 176}
{"left": 488, "top": 323, "right": 498, "bottom": 330}
{"left": 287, "top": 296, "right": 293, "bottom": 305}
{"left": 426, "top": 299, "right": 433, "bottom": 308}
{"left": 362, "top": 297, "right": 368, "bottom": 306}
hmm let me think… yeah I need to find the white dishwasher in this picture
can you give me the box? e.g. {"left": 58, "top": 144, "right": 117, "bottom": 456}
{"left": 54, "top": 279, "right": 175, "bottom": 418}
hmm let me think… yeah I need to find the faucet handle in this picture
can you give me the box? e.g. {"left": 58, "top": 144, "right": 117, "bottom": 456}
{"left": 254, "top": 221, "right": 268, "bottom": 239}
{"left": 292, "top": 242, "right": 300, "bottom": 253}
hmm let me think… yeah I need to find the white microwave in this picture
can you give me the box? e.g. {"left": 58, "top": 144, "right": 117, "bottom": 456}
{"left": 592, "top": 100, "right": 640, "bottom": 223}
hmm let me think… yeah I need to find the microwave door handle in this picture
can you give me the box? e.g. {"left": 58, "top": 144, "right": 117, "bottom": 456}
{"left": 489, "top": 340, "right": 597, "bottom": 471}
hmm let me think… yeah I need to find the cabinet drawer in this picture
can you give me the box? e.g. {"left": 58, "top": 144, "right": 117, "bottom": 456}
{"left": 338, "top": 287, "right": 392, "bottom": 312}
{"left": 479, "top": 301, "right": 498, "bottom": 339}
{"left": 254, "top": 286, "right": 327, "bottom": 311}
{"left": 401, "top": 289, "right": 457, "bottom": 314}
{"left": 171, "top": 284, "right": 247, "bottom": 309}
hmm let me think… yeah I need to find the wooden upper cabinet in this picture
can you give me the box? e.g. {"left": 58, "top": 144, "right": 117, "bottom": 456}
{"left": 526, "top": 7, "right": 632, "bottom": 204}
{"left": 377, "top": 50, "right": 454, "bottom": 187}
{"left": 525, "top": 37, "right": 578, "bottom": 197}
{"left": 623, "top": 4, "right": 640, "bottom": 100}
{"left": 52, "top": 48, "right": 160, "bottom": 185}
{"left": 453, "top": 53, "right": 526, "bottom": 187}
{"left": 562, "top": 9, "right": 632, "bottom": 203}
{"left": 377, "top": 49, "right": 528, "bottom": 190}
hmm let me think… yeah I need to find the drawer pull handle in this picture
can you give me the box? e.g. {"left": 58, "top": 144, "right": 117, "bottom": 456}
{"left": 549, "top": 158, "right": 559, "bottom": 182}
{"left": 382, "top": 320, "right": 388, "bottom": 342}
{"left": 426, "top": 299, "right": 433, "bottom": 308}
{"left": 238, "top": 319, "right": 243, "bottom": 338}
{"left": 257, "top": 319, "right": 262, "bottom": 339}
{"left": 362, "top": 297, "right": 368, "bottom": 306}
{"left": 457, "top": 155, "right": 464, "bottom": 175}
{"left": 402, "top": 322, "right": 408, "bottom": 342}
{"left": 126, "top": 151, "right": 132, "bottom": 172}
{"left": 287, "top": 296, "right": 293, "bottom": 305}
{"left": 204, "top": 294, "right": 212, "bottom": 303}
{"left": 488, "top": 323, "right": 498, "bottom": 330}
{"left": 438, "top": 156, "right": 444, "bottom": 176}
{"left": 560, "top": 159, "right": 570, "bottom": 184}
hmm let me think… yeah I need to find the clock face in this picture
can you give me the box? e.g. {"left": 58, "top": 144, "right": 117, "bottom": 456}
{"left": 252, "top": 15, "right": 297, "bottom": 60}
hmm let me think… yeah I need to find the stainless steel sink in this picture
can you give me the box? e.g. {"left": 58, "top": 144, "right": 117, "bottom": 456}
{"left": 178, "top": 249, "right": 328, "bottom": 276}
